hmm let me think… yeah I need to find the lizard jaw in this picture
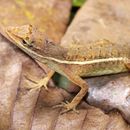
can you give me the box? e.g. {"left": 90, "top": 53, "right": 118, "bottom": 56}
{"left": 6, "top": 24, "right": 33, "bottom": 45}
{"left": 6, "top": 29, "right": 23, "bottom": 45}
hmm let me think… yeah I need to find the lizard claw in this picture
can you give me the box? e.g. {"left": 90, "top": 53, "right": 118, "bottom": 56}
{"left": 53, "top": 101, "right": 79, "bottom": 114}
{"left": 52, "top": 101, "right": 67, "bottom": 108}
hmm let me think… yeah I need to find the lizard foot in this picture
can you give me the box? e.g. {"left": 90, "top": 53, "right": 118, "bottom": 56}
{"left": 25, "top": 75, "right": 49, "bottom": 91}
{"left": 32, "top": 77, "right": 49, "bottom": 91}
{"left": 53, "top": 101, "right": 79, "bottom": 114}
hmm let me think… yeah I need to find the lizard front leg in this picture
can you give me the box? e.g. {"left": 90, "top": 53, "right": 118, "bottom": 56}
{"left": 26, "top": 70, "right": 55, "bottom": 90}
{"left": 55, "top": 73, "right": 89, "bottom": 113}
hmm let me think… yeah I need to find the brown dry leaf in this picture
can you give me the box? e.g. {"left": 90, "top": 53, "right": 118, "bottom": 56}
{"left": 31, "top": 101, "right": 130, "bottom": 130}
{"left": 0, "top": 0, "right": 71, "bottom": 130}
{"left": 107, "top": 111, "right": 130, "bottom": 130}
{"left": 0, "top": 35, "right": 21, "bottom": 130}
{"left": 0, "top": 0, "right": 71, "bottom": 42}
{"left": 32, "top": 87, "right": 110, "bottom": 130}
{"left": 61, "top": 0, "right": 130, "bottom": 127}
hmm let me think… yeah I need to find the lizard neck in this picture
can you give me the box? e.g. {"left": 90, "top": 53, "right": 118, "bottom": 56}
{"left": 16, "top": 43, "right": 49, "bottom": 63}
{"left": 17, "top": 41, "right": 68, "bottom": 64}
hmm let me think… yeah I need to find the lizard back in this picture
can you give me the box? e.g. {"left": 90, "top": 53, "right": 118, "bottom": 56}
{"left": 65, "top": 39, "right": 130, "bottom": 61}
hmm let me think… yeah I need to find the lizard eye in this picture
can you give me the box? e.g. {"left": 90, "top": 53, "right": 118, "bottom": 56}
{"left": 22, "top": 39, "right": 33, "bottom": 46}
{"left": 22, "top": 39, "right": 27, "bottom": 45}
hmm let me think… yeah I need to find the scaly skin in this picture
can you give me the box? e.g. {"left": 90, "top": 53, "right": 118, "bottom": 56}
{"left": 5, "top": 25, "right": 130, "bottom": 113}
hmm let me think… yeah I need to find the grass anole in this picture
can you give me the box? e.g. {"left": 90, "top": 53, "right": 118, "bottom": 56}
{"left": 5, "top": 25, "right": 130, "bottom": 113}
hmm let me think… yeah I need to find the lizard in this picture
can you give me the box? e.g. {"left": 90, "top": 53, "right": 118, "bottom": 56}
{"left": 5, "top": 24, "right": 130, "bottom": 113}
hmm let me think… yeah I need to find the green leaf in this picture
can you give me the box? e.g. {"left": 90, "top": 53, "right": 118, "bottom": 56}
{"left": 73, "top": 0, "right": 86, "bottom": 7}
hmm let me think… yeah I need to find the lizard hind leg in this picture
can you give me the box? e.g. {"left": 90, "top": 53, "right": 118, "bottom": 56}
{"left": 54, "top": 73, "right": 89, "bottom": 113}
{"left": 25, "top": 70, "right": 55, "bottom": 91}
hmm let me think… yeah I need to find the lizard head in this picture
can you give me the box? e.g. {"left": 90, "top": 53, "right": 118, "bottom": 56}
{"left": 6, "top": 25, "right": 67, "bottom": 62}
{"left": 6, "top": 24, "right": 34, "bottom": 48}
{"left": 6, "top": 24, "right": 48, "bottom": 63}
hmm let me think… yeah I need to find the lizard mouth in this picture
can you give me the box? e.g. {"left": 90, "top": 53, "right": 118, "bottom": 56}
{"left": 6, "top": 24, "right": 33, "bottom": 47}
{"left": 6, "top": 28, "right": 23, "bottom": 45}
